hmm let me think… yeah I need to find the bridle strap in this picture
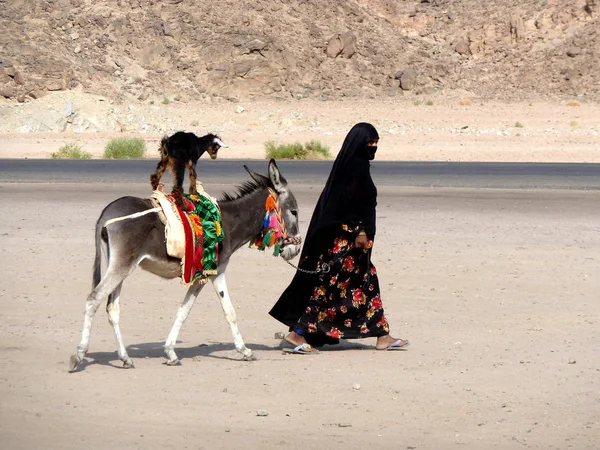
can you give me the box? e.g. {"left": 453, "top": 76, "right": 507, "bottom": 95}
{"left": 268, "top": 188, "right": 288, "bottom": 239}
{"left": 267, "top": 188, "right": 302, "bottom": 246}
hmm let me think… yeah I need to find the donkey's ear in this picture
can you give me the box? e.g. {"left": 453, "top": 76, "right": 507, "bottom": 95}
{"left": 268, "top": 159, "right": 288, "bottom": 193}
{"left": 244, "top": 165, "right": 269, "bottom": 185}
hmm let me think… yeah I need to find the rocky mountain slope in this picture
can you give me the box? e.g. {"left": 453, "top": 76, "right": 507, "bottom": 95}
{"left": 1, "top": 0, "right": 598, "bottom": 104}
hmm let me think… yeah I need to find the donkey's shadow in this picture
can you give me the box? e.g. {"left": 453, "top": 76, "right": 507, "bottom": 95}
{"left": 76, "top": 339, "right": 373, "bottom": 371}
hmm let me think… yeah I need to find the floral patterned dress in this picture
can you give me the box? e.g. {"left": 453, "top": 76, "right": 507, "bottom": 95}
{"left": 295, "top": 224, "right": 390, "bottom": 340}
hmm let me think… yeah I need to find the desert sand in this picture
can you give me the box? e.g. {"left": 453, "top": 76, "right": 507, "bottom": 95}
{"left": 0, "top": 95, "right": 599, "bottom": 162}
{"left": 0, "top": 97, "right": 599, "bottom": 449}
{"left": 0, "top": 176, "right": 599, "bottom": 449}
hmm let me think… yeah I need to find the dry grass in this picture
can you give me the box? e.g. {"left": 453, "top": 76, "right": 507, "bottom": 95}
{"left": 566, "top": 100, "right": 581, "bottom": 107}
{"left": 458, "top": 98, "right": 473, "bottom": 106}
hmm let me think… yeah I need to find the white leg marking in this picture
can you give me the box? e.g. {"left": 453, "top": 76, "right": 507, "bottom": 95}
{"left": 164, "top": 283, "right": 204, "bottom": 364}
{"left": 107, "top": 284, "right": 134, "bottom": 368}
{"left": 212, "top": 272, "right": 254, "bottom": 360}
{"left": 75, "top": 270, "right": 125, "bottom": 363}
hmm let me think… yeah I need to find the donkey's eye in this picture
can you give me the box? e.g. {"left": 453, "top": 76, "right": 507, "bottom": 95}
{"left": 291, "top": 210, "right": 298, "bottom": 217}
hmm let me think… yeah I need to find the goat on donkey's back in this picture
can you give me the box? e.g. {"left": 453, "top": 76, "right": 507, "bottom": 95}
{"left": 150, "top": 131, "right": 228, "bottom": 209}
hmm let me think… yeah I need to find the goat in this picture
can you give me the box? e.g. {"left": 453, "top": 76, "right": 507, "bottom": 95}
{"left": 149, "top": 132, "right": 228, "bottom": 209}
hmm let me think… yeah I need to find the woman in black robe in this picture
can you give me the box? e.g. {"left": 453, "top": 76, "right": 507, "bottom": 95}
{"left": 269, "top": 122, "right": 409, "bottom": 353}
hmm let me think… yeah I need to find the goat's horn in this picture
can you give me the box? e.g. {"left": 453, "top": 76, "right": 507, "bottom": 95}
{"left": 214, "top": 138, "right": 229, "bottom": 148}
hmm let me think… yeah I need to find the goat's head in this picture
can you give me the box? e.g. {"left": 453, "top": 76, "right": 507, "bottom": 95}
{"left": 205, "top": 134, "right": 229, "bottom": 160}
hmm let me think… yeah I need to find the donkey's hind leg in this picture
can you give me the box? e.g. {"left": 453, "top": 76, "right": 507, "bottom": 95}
{"left": 164, "top": 281, "right": 206, "bottom": 365}
{"left": 106, "top": 283, "right": 135, "bottom": 369}
{"left": 212, "top": 269, "right": 255, "bottom": 361}
{"left": 69, "top": 271, "right": 129, "bottom": 372}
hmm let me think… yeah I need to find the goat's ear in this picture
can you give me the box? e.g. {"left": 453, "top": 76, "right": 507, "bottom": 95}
{"left": 244, "top": 165, "right": 269, "bottom": 185}
{"left": 268, "top": 159, "right": 287, "bottom": 193}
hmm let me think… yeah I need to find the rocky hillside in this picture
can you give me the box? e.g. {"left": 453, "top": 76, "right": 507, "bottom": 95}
{"left": 1, "top": 0, "right": 598, "bottom": 104}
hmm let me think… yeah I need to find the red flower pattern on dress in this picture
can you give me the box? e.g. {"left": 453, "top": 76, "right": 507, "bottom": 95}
{"left": 305, "top": 306, "right": 312, "bottom": 313}
{"left": 351, "top": 288, "right": 363, "bottom": 308}
{"left": 311, "top": 287, "right": 320, "bottom": 300}
{"left": 329, "top": 274, "right": 338, "bottom": 286}
{"left": 308, "top": 322, "right": 317, "bottom": 333}
{"left": 342, "top": 256, "right": 355, "bottom": 272}
{"left": 370, "top": 265, "right": 377, "bottom": 276}
{"left": 371, "top": 295, "right": 382, "bottom": 310}
{"left": 340, "top": 305, "right": 348, "bottom": 314}
{"left": 377, "top": 316, "right": 388, "bottom": 328}
{"left": 344, "top": 319, "right": 352, "bottom": 328}
{"left": 366, "top": 308, "right": 375, "bottom": 319}
{"left": 318, "top": 311, "right": 326, "bottom": 322}
{"left": 360, "top": 323, "right": 369, "bottom": 334}
{"left": 326, "top": 308, "right": 336, "bottom": 320}
{"left": 327, "top": 327, "right": 341, "bottom": 339}
{"left": 332, "top": 238, "right": 348, "bottom": 254}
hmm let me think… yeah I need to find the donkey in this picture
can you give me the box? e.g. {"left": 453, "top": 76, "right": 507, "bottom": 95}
{"left": 69, "top": 159, "right": 301, "bottom": 372}
{"left": 149, "top": 132, "right": 228, "bottom": 209}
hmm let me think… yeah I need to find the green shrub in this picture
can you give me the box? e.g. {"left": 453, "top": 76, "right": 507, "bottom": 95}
{"left": 514, "top": 121, "right": 524, "bottom": 128}
{"left": 103, "top": 138, "right": 147, "bottom": 159}
{"left": 51, "top": 143, "right": 92, "bottom": 159}
{"left": 413, "top": 100, "right": 421, "bottom": 106}
{"left": 265, "top": 140, "right": 330, "bottom": 160}
{"left": 426, "top": 100, "right": 434, "bottom": 106}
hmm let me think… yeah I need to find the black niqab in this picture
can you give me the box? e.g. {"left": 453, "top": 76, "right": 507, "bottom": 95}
{"left": 269, "top": 122, "right": 380, "bottom": 328}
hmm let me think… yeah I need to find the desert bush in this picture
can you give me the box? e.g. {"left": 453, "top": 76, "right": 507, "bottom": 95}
{"left": 514, "top": 121, "right": 524, "bottom": 128}
{"left": 265, "top": 140, "right": 330, "bottom": 160}
{"left": 426, "top": 100, "right": 434, "bottom": 106}
{"left": 51, "top": 143, "right": 92, "bottom": 159}
{"left": 103, "top": 138, "right": 147, "bottom": 159}
{"left": 566, "top": 100, "right": 581, "bottom": 107}
{"left": 413, "top": 100, "right": 422, "bottom": 106}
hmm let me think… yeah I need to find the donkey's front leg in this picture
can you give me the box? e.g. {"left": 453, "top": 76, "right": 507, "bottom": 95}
{"left": 164, "top": 282, "right": 205, "bottom": 365}
{"left": 212, "top": 270, "right": 255, "bottom": 361}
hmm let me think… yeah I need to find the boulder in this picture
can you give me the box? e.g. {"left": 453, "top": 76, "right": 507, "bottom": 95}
{"left": 0, "top": 85, "right": 16, "bottom": 98}
{"left": 325, "top": 31, "right": 356, "bottom": 58}
{"left": 399, "top": 68, "right": 418, "bottom": 91}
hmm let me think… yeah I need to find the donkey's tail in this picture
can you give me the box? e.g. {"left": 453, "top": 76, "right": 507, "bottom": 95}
{"left": 158, "top": 135, "right": 170, "bottom": 158}
{"left": 92, "top": 220, "right": 105, "bottom": 289}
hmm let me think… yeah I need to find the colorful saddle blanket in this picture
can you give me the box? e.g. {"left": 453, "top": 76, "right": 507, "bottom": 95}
{"left": 151, "top": 188, "right": 224, "bottom": 286}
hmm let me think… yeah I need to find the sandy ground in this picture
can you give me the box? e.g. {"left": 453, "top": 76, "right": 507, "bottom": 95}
{"left": 0, "top": 95, "right": 599, "bottom": 162}
{"left": 0, "top": 179, "right": 599, "bottom": 449}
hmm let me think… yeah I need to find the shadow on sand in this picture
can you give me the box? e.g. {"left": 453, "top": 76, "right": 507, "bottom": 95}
{"left": 71, "top": 339, "right": 375, "bottom": 372}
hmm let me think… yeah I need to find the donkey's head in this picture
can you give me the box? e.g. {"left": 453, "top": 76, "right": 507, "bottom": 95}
{"left": 205, "top": 133, "right": 229, "bottom": 160}
{"left": 244, "top": 159, "right": 302, "bottom": 261}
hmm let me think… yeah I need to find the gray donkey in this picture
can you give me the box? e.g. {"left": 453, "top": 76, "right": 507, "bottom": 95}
{"left": 69, "top": 159, "right": 301, "bottom": 372}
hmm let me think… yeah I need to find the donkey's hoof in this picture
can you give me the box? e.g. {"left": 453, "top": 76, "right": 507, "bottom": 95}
{"left": 165, "top": 359, "right": 181, "bottom": 366}
{"left": 68, "top": 355, "right": 81, "bottom": 373}
{"left": 122, "top": 361, "right": 135, "bottom": 369}
{"left": 243, "top": 352, "right": 257, "bottom": 362}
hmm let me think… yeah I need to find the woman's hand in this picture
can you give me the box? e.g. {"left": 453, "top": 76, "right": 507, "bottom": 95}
{"left": 355, "top": 231, "right": 369, "bottom": 249}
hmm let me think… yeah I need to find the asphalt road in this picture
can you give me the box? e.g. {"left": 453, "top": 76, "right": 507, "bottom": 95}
{"left": 1, "top": 159, "right": 600, "bottom": 190}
